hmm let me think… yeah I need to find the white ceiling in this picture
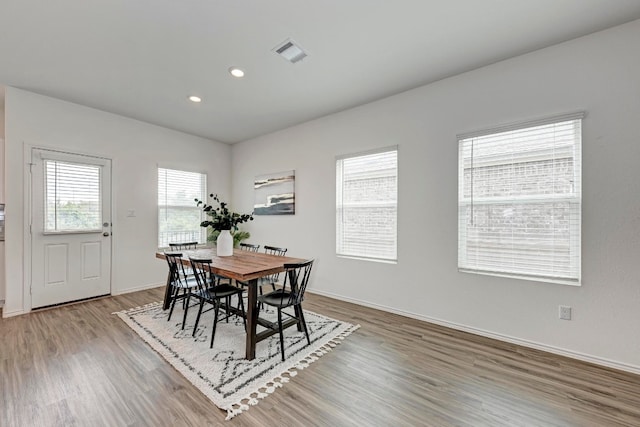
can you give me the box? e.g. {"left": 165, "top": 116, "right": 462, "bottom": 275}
{"left": 1, "top": 1, "right": 640, "bottom": 144}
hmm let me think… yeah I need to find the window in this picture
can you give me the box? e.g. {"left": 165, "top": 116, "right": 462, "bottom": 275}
{"left": 336, "top": 147, "right": 398, "bottom": 262}
{"left": 458, "top": 113, "right": 583, "bottom": 284}
{"left": 158, "top": 167, "right": 207, "bottom": 248}
{"left": 45, "top": 160, "right": 102, "bottom": 232}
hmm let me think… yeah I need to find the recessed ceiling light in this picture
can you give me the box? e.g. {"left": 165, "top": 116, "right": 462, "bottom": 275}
{"left": 188, "top": 95, "right": 202, "bottom": 103}
{"left": 229, "top": 67, "right": 245, "bottom": 78}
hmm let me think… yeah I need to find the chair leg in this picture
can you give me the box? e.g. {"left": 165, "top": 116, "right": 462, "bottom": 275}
{"left": 238, "top": 293, "right": 247, "bottom": 331}
{"left": 258, "top": 285, "right": 264, "bottom": 311}
{"left": 167, "top": 285, "right": 180, "bottom": 321}
{"left": 277, "top": 308, "right": 285, "bottom": 361}
{"left": 297, "top": 305, "right": 311, "bottom": 346}
{"left": 192, "top": 299, "right": 205, "bottom": 337}
{"left": 210, "top": 301, "right": 220, "bottom": 348}
{"left": 182, "top": 288, "right": 188, "bottom": 309}
{"left": 225, "top": 296, "right": 230, "bottom": 323}
{"left": 181, "top": 290, "right": 191, "bottom": 330}
{"left": 236, "top": 287, "right": 243, "bottom": 312}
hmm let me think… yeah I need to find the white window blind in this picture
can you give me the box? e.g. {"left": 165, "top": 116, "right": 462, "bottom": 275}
{"left": 45, "top": 160, "right": 102, "bottom": 232}
{"left": 458, "top": 113, "right": 583, "bottom": 284}
{"left": 158, "top": 168, "right": 206, "bottom": 248}
{"left": 336, "top": 147, "right": 397, "bottom": 262}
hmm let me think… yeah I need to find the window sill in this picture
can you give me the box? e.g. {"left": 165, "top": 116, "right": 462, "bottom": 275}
{"left": 337, "top": 254, "right": 397, "bottom": 265}
{"left": 459, "top": 268, "right": 581, "bottom": 286}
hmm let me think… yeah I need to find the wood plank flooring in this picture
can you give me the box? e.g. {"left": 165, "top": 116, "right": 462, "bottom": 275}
{"left": 1, "top": 287, "right": 639, "bottom": 426}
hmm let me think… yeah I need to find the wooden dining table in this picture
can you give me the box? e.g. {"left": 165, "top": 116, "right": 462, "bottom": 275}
{"left": 156, "top": 248, "right": 307, "bottom": 360}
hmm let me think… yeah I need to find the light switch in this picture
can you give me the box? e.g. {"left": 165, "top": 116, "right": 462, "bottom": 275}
{"left": 126, "top": 210, "right": 136, "bottom": 217}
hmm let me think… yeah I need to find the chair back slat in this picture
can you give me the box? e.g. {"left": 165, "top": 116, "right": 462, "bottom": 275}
{"left": 189, "top": 257, "right": 231, "bottom": 291}
{"left": 263, "top": 245, "right": 288, "bottom": 283}
{"left": 169, "top": 242, "right": 198, "bottom": 250}
{"left": 278, "top": 259, "right": 314, "bottom": 306}
{"left": 164, "top": 252, "right": 187, "bottom": 286}
{"left": 264, "top": 245, "right": 287, "bottom": 256}
{"left": 239, "top": 243, "right": 260, "bottom": 252}
{"left": 189, "top": 257, "right": 212, "bottom": 292}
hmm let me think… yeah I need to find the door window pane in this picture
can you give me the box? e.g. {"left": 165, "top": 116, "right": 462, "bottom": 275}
{"left": 45, "top": 160, "right": 102, "bottom": 232}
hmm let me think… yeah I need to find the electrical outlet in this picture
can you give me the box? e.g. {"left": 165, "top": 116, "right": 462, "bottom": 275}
{"left": 559, "top": 305, "right": 572, "bottom": 320}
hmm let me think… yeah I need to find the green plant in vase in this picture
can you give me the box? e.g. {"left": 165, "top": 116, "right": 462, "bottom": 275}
{"left": 195, "top": 194, "right": 254, "bottom": 249}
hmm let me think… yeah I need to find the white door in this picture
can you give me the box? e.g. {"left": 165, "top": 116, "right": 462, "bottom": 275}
{"left": 30, "top": 148, "right": 112, "bottom": 308}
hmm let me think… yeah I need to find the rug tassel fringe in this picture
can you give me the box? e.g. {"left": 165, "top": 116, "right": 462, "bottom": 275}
{"left": 111, "top": 301, "right": 159, "bottom": 315}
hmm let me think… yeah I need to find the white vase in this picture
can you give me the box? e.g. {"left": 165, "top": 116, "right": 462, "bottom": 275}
{"left": 216, "top": 229, "right": 233, "bottom": 257}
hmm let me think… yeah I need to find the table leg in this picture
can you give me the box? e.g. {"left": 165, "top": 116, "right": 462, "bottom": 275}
{"left": 246, "top": 278, "right": 258, "bottom": 360}
{"left": 162, "top": 271, "right": 173, "bottom": 310}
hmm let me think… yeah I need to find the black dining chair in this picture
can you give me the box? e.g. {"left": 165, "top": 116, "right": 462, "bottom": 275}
{"left": 169, "top": 241, "right": 198, "bottom": 250}
{"left": 260, "top": 245, "right": 288, "bottom": 292}
{"left": 263, "top": 245, "right": 287, "bottom": 256}
{"left": 239, "top": 242, "right": 260, "bottom": 252}
{"left": 236, "top": 245, "right": 288, "bottom": 312}
{"left": 258, "top": 259, "right": 314, "bottom": 361}
{"left": 186, "top": 258, "right": 246, "bottom": 348}
{"left": 235, "top": 243, "right": 261, "bottom": 298}
{"left": 163, "top": 252, "right": 199, "bottom": 326}
{"left": 168, "top": 242, "right": 199, "bottom": 276}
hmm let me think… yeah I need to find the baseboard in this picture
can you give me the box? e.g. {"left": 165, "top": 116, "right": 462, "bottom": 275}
{"left": 2, "top": 308, "right": 26, "bottom": 318}
{"left": 112, "top": 282, "right": 164, "bottom": 296}
{"left": 309, "top": 289, "right": 640, "bottom": 376}
{"left": 1, "top": 285, "right": 164, "bottom": 318}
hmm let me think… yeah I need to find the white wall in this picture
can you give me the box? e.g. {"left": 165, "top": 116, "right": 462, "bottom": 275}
{"left": 3, "top": 87, "right": 231, "bottom": 316}
{"left": 231, "top": 20, "right": 640, "bottom": 372}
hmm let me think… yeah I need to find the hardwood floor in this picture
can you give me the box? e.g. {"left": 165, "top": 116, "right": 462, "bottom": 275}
{"left": 1, "top": 287, "right": 639, "bottom": 426}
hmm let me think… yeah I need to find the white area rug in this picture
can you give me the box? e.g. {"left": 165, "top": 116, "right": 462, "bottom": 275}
{"left": 115, "top": 301, "right": 359, "bottom": 419}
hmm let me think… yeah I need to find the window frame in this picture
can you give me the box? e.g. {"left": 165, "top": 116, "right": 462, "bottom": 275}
{"left": 457, "top": 112, "right": 583, "bottom": 285}
{"left": 336, "top": 146, "right": 398, "bottom": 263}
{"left": 157, "top": 167, "right": 207, "bottom": 249}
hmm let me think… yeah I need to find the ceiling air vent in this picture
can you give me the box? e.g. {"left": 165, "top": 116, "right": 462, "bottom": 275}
{"left": 273, "top": 39, "right": 307, "bottom": 64}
